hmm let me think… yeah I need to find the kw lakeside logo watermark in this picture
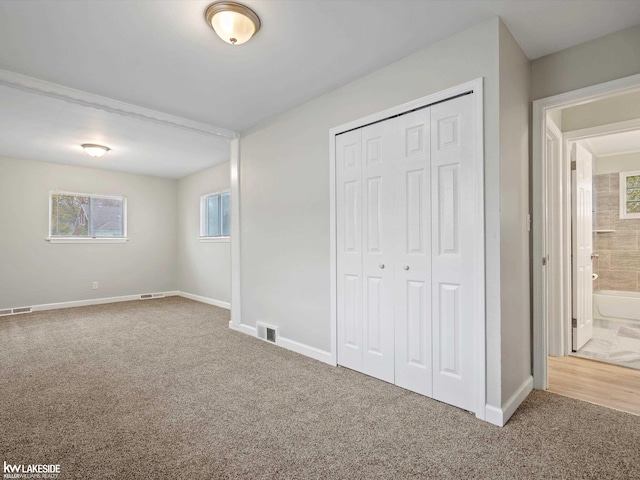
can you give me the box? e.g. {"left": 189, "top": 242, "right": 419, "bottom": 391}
{"left": 3, "top": 461, "right": 60, "bottom": 479}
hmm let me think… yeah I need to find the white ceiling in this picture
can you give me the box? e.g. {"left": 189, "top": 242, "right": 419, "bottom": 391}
{"left": 0, "top": 1, "right": 639, "bottom": 132}
{"left": 587, "top": 130, "right": 640, "bottom": 158}
{"left": 0, "top": 85, "right": 230, "bottom": 179}
{"left": 0, "top": 1, "right": 639, "bottom": 179}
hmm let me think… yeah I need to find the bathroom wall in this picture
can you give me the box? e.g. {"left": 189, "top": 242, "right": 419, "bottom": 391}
{"left": 593, "top": 168, "right": 640, "bottom": 292}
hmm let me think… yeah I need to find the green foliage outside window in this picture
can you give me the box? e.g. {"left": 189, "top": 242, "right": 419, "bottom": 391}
{"left": 50, "top": 193, "right": 125, "bottom": 238}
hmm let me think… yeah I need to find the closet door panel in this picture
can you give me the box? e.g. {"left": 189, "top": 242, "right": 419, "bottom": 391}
{"left": 393, "top": 109, "right": 432, "bottom": 397}
{"left": 361, "top": 122, "right": 395, "bottom": 382}
{"left": 336, "top": 129, "right": 364, "bottom": 372}
{"left": 431, "top": 94, "right": 476, "bottom": 411}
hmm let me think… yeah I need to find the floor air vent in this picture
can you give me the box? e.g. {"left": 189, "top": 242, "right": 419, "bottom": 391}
{"left": 140, "top": 293, "right": 165, "bottom": 300}
{"left": 0, "top": 307, "right": 33, "bottom": 316}
{"left": 256, "top": 322, "right": 278, "bottom": 343}
{"left": 13, "top": 307, "right": 32, "bottom": 314}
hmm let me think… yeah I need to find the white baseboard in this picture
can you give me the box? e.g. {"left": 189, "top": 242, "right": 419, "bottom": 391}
{"left": 485, "top": 375, "right": 533, "bottom": 427}
{"left": 177, "top": 291, "right": 231, "bottom": 310}
{"left": 228, "top": 321, "right": 257, "bottom": 336}
{"left": 484, "top": 405, "right": 504, "bottom": 427}
{"left": 5, "top": 290, "right": 233, "bottom": 314}
{"left": 277, "top": 335, "right": 334, "bottom": 365}
{"left": 228, "top": 321, "right": 334, "bottom": 365}
{"left": 22, "top": 291, "right": 180, "bottom": 313}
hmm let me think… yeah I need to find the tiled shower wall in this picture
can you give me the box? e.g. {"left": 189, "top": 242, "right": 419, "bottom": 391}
{"left": 593, "top": 173, "right": 640, "bottom": 292}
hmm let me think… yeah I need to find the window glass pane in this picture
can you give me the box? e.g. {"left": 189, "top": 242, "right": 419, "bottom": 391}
{"left": 207, "top": 194, "right": 221, "bottom": 237}
{"left": 626, "top": 175, "right": 640, "bottom": 188}
{"left": 51, "top": 194, "right": 89, "bottom": 236}
{"left": 50, "top": 193, "right": 125, "bottom": 238}
{"left": 627, "top": 188, "right": 640, "bottom": 202}
{"left": 90, "top": 197, "right": 124, "bottom": 237}
{"left": 627, "top": 201, "right": 640, "bottom": 214}
{"left": 221, "top": 192, "right": 230, "bottom": 236}
{"left": 626, "top": 175, "right": 640, "bottom": 214}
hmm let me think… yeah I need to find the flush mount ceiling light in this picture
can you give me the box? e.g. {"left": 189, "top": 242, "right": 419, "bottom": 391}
{"left": 81, "top": 144, "right": 110, "bottom": 158}
{"left": 205, "top": 2, "right": 261, "bottom": 45}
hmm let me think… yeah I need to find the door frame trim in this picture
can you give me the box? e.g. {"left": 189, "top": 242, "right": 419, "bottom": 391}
{"left": 329, "top": 78, "right": 486, "bottom": 419}
{"left": 532, "top": 73, "right": 640, "bottom": 390}
{"left": 544, "top": 119, "right": 567, "bottom": 358}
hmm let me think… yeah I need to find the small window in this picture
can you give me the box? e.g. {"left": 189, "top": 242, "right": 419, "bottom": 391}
{"left": 620, "top": 171, "right": 640, "bottom": 219}
{"left": 49, "top": 191, "right": 127, "bottom": 241}
{"left": 201, "top": 190, "right": 230, "bottom": 240}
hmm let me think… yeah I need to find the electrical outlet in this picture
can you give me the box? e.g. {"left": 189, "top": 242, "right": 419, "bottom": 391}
{"left": 92, "top": 282, "right": 99, "bottom": 290}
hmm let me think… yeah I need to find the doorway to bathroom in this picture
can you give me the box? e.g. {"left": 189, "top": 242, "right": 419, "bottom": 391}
{"left": 569, "top": 130, "right": 640, "bottom": 369}
{"left": 533, "top": 76, "right": 640, "bottom": 415}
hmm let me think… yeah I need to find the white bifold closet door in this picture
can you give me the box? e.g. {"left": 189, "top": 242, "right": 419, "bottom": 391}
{"left": 336, "top": 119, "right": 396, "bottom": 383}
{"left": 393, "top": 108, "right": 432, "bottom": 397}
{"left": 336, "top": 93, "right": 477, "bottom": 412}
{"left": 430, "top": 95, "right": 477, "bottom": 412}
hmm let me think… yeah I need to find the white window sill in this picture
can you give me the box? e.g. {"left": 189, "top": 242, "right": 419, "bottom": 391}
{"left": 46, "top": 237, "right": 129, "bottom": 244}
{"left": 199, "top": 236, "right": 230, "bottom": 243}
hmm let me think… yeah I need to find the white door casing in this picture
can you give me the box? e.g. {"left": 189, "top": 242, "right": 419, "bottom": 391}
{"left": 430, "top": 94, "right": 477, "bottom": 411}
{"left": 544, "top": 119, "right": 566, "bottom": 357}
{"left": 572, "top": 142, "right": 593, "bottom": 351}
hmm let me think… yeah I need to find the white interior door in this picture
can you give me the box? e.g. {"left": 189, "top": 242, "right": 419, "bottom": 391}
{"left": 337, "top": 122, "right": 396, "bottom": 381}
{"left": 393, "top": 109, "right": 433, "bottom": 397}
{"left": 336, "top": 129, "right": 363, "bottom": 372}
{"left": 430, "top": 94, "right": 477, "bottom": 412}
{"left": 361, "top": 121, "right": 395, "bottom": 382}
{"left": 336, "top": 89, "right": 480, "bottom": 413}
{"left": 572, "top": 142, "right": 594, "bottom": 351}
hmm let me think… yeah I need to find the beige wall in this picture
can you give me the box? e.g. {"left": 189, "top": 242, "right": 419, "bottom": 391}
{"left": 240, "top": 18, "right": 511, "bottom": 408}
{"left": 0, "top": 156, "right": 178, "bottom": 309}
{"left": 562, "top": 90, "right": 640, "bottom": 132}
{"left": 596, "top": 152, "right": 640, "bottom": 175}
{"left": 498, "top": 21, "right": 531, "bottom": 404}
{"left": 177, "top": 162, "right": 230, "bottom": 303}
{"left": 531, "top": 24, "right": 640, "bottom": 101}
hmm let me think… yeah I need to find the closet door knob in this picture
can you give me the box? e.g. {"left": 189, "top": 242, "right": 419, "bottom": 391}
{"left": 404, "top": 265, "right": 410, "bottom": 271}
{"left": 379, "top": 263, "right": 385, "bottom": 269}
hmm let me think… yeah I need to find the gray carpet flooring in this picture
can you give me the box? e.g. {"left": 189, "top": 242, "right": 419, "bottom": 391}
{"left": 1, "top": 297, "right": 639, "bottom": 479}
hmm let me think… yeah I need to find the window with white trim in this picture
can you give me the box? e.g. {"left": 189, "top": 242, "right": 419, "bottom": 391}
{"left": 49, "top": 191, "right": 127, "bottom": 240}
{"left": 200, "top": 190, "right": 230, "bottom": 239}
{"left": 620, "top": 170, "right": 640, "bottom": 219}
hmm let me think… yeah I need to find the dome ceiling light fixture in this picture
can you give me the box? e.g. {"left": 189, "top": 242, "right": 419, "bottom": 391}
{"left": 81, "top": 144, "right": 110, "bottom": 158}
{"left": 205, "top": 2, "right": 261, "bottom": 46}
